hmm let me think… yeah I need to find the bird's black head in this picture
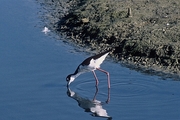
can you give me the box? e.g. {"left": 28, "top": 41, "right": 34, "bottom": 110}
{"left": 66, "top": 74, "right": 71, "bottom": 82}
{"left": 66, "top": 74, "right": 75, "bottom": 86}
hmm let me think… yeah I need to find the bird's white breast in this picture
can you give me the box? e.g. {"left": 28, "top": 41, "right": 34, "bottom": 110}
{"left": 78, "top": 64, "right": 95, "bottom": 73}
{"left": 89, "top": 59, "right": 100, "bottom": 68}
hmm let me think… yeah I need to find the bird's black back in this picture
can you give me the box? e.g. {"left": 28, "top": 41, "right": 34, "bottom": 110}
{"left": 81, "top": 50, "right": 111, "bottom": 66}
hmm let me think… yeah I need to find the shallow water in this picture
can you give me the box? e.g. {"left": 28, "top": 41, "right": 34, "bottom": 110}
{"left": 0, "top": 0, "right": 180, "bottom": 120}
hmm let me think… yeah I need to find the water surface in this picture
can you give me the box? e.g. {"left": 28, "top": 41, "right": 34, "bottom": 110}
{"left": 0, "top": 0, "right": 180, "bottom": 120}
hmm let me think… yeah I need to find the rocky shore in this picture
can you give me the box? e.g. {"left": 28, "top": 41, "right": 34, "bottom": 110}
{"left": 38, "top": 0, "right": 180, "bottom": 78}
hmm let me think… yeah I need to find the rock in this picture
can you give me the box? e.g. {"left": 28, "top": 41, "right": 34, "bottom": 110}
{"left": 81, "top": 18, "right": 89, "bottom": 23}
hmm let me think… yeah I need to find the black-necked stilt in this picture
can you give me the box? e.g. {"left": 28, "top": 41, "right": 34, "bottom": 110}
{"left": 66, "top": 50, "right": 111, "bottom": 88}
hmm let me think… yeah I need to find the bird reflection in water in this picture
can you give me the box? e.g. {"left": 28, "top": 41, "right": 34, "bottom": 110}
{"left": 67, "top": 86, "right": 112, "bottom": 120}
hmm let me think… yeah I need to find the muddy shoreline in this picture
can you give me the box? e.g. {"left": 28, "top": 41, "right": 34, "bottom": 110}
{"left": 38, "top": 0, "right": 180, "bottom": 78}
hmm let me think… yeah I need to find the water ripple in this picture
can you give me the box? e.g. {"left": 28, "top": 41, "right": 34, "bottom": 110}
{"left": 110, "top": 81, "right": 154, "bottom": 97}
{"left": 73, "top": 74, "right": 180, "bottom": 106}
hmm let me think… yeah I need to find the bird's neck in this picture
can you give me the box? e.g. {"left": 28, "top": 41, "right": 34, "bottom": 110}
{"left": 71, "top": 72, "right": 81, "bottom": 79}
{"left": 71, "top": 65, "right": 83, "bottom": 79}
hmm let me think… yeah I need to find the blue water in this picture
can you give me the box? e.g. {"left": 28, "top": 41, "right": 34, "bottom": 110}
{"left": 0, "top": 0, "right": 180, "bottom": 120}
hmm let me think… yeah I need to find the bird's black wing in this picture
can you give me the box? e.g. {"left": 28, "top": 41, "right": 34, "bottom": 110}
{"left": 81, "top": 50, "right": 111, "bottom": 66}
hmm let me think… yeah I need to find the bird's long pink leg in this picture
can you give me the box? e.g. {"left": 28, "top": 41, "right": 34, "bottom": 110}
{"left": 93, "top": 86, "right": 99, "bottom": 101}
{"left": 92, "top": 70, "right": 99, "bottom": 87}
{"left": 106, "top": 87, "right": 110, "bottom": 103}
{"left": 96, "top": 68, "right": 110, "bottom": 88}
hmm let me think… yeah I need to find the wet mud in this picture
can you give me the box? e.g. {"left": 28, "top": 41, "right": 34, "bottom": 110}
{"left": 37, "top": 0, "right": 180, "bottom": 78}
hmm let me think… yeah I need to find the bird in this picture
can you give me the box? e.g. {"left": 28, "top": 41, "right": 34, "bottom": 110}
{"left": 66, "top": 50, "right": 111, "bottom": 88}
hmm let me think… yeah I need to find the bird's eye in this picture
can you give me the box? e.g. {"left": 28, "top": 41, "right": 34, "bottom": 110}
{"left": 66, "top": 75, "right": 70, "bottom": 81}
